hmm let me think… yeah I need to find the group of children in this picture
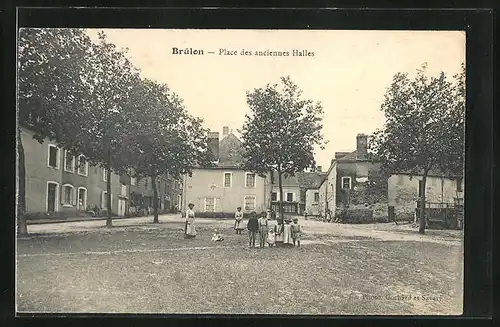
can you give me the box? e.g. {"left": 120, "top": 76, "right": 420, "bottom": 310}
{"left": 234, "top": 207, "right": 302, "bottom": 248}
{"left": 210, "top": 207, "right": 303, "bottom": 247}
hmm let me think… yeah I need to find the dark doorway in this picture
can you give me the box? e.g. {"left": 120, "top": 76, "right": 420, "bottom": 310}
{"left": 47, "top": 183, "right": 57, "bottom": 212}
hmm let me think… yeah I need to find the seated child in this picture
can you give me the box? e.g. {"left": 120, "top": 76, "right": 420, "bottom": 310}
{"left": 211, "top": 230, "right": 224, "bottom": 242}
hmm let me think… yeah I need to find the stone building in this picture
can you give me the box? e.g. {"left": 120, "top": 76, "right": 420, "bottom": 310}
{"left": 19, "top": 126, "right": 124, "bottom": 216}
{"left": 318, "top": 133, "right": 387, "bottom": 219}
{"left": 19, "top": 125, "right": 182, "bottom": 218}
{"left": 182, "top": 127, "right": 270, "bottom": 215}
{"left": 388, "top": 171, "right": 464, "bottom": 216}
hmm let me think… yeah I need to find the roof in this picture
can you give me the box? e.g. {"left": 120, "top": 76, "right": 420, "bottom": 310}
{"left": 271, "top": 171, "right": 300, "bottom": 187}
{"left": 337, "top": 151, "right": 357, "bottom": 161}
{"left": 216, "top": 133, "right": 245, "bottom": 168}
{"left": 296, "top": 172, "right": 327, "bottom": 189}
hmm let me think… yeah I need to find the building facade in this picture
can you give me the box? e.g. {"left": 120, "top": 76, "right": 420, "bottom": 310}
{"left": 20, "top": 126, "right": 123, "bottom": 216}
{"left": 388, "top": 173, "right": 464, "bottom": 215}
{"left": 270, "top": 172, "right": 301, "bottom": 214}
{"left": 182, "top": 127, "right": 270, "bottom": 215}
{"left": 317, "top": 133, "right": 387, "bottom": 219}
{"left": 299, "top": 171, "right": 327, "bottom": 216}
{"left": 20, "top": 126, "right": 182, "bottom": 218}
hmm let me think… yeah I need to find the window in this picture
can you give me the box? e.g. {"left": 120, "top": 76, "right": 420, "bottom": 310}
{"left": 205, "top": 197, "right": 216, "bottom": 212}
{"left": 457, "top": 177, "right": 463, "bottom": 192}
{"left": 271, "top": 192, "right": 277, "bottom": 201}
{"left": 47, "top": 144, "right": 60, "bottom": 169}
{"left": 121, "top": 184, "right": 127, "bottom": 197}
{"left": 63, "top": 150, "right": 75, "bottom": 173}
{"left": 244, "top": 196, "right": 256, "bottom": 211}
{"left": 145, "top": 178, "right": 148, "bottom": 190}
{"left": 314, "top": 192, "right": 320, "bottom": 203}
{"left": 77, "top": 155, "right": 88, "bottom": 176}
{"left": 286, "top": 192, "right": 294, "bottom": 202}
{"left": 223, "top": 172, "right": 232, "bottom": 187}
{"left": 341, "top": 177, "right": 352, "bottom": 189}
{"left": 418, "top": 180, "right": 423, "bottom": 197}
{"left": 164, "top": 181, "right": 168, "bottom": 193}
{"left": 130, "top": 176, "right": 137, "bottom": 186}
{"left": 77, "top": 187, "right": 87, "bottom": 211}
{"left": 245, "top": 173, "right": 256, "bottom": 188}
{"left": 62, "top": 184, "right": 74, "bottom": 206}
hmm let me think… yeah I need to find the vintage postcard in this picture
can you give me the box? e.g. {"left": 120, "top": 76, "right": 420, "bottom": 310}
{"left": 16, "top": 28, "right": 465, "bottom": 315}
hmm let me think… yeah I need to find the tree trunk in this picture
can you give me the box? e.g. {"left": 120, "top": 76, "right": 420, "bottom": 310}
{"left": 17, "top": 129, "right": 28, "bottom": 236}
{"left": 277, "top": 167, "right": 284, "bottom": 221}
{"left": 106, "top": 153, "right": 113, "bottom": 228}
{"left": 152, "top": 174, "right": 159, "bottom": 223}
{"left": 419, "top": 171, "right": 428, "bottom": 234}
{"left": 268, "top": 168, "right": 274, "bottom": 210}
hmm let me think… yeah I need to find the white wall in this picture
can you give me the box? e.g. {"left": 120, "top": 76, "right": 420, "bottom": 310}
{"left": 305, "top": 188, "right": 320, "bottom": 215}
{"left": 271, "top": 186, "right": 299, "bottom": 202}
{"left": 388, "top": 174, "right": 464, "bottom": 214}
{"left": 184, "top": 168, "right": 267, "bottom": 213}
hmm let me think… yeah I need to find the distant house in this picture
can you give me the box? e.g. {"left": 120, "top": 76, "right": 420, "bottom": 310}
{"left": 182, "top": 126, "right": 271, "bottom": 214}
{"left": 318, "top": 133, "right": 387, "bottom": 218}
{"left": 298, "top": 171, "right": 327, "bottom": 216}
{"left": 388, "top": 171, "right": 464, "bottom": 216}
{"left": 270, "top": 172, "right": 301, "bottom": 215}
{"left": 128, "top": 173, "right": 183, "bottom": 215}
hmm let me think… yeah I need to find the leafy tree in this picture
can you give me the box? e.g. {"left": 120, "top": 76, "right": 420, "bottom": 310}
{"left": 66, "top": 31, "right": 141, "bottom": 228}
{"left": 241, "top": 76, "right": 327, "bottom": 220}
{"left": 122, "top": 79, "right": 214, "bottom": 223}
{"left": 17, "top": 28, "right": 96, "bottom": 235}
{"left": 370, "top": 63, "right": 465, "bottom": 234}
{"left": 18, "top": 29, "right": 141, "bottom": 231}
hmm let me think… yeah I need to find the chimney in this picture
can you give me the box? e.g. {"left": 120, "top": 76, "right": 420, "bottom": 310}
{"left": 316, "top": 166, "right": 322, "bottom": 172}
{"left": 207, "top": 132, "right": 220, "bottom": 161}
{"left": 356, "top": 133, "right": 368, "bottom": 160}
{"left": 222, "top": 126, "right": 229, "bottom": 137}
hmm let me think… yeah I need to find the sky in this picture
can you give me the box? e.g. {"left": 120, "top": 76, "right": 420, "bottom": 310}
{"left": 86, "top": 29, "right": 465, "bottom": 170}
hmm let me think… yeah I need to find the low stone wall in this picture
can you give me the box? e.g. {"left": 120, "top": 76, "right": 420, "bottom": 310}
{"left": 343, "top": 209, "right": 373, "bottom": 224}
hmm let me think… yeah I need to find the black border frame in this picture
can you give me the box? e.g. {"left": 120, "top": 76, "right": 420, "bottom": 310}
{"left": 1, "top": 3, "right": 495, "bottom": 325}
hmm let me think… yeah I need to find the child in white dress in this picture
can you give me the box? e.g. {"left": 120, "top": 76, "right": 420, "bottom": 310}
{"left": 234, "top": 207, "right": 244, "bottom": 234}
{"left": 267, "top": 228, "right": 276, "bottom": 247}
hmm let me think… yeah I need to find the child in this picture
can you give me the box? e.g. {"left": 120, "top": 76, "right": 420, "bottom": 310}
{"left": 283, "top": 219, "right": 293, "bottom": 247}
{"left": 247, "top": 212, "right": 259, "bottom": 248}
{"left": 234, "top": 207, "right": 244, "bottom": 234}
{"left": 291, "top": 218, "right": 302, "bottom": 247}
{"left": 211, "top": 230, "right": 224, "bottom": 242}
{"left": 258, "top": 211, "right": 269, "bottom": 248}
{"left": 274, "top": 218, "right": 284, "bottom": 247}
{"left": 267, "top": 228, "right": 276, "bottom": 247}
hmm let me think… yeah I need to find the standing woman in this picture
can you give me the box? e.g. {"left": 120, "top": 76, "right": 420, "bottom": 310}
{"left": 185, "top": 203, "right": 197, "bottom": 239}
{"left": 234, "top": 207, "right": 244, "bottom": 234}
